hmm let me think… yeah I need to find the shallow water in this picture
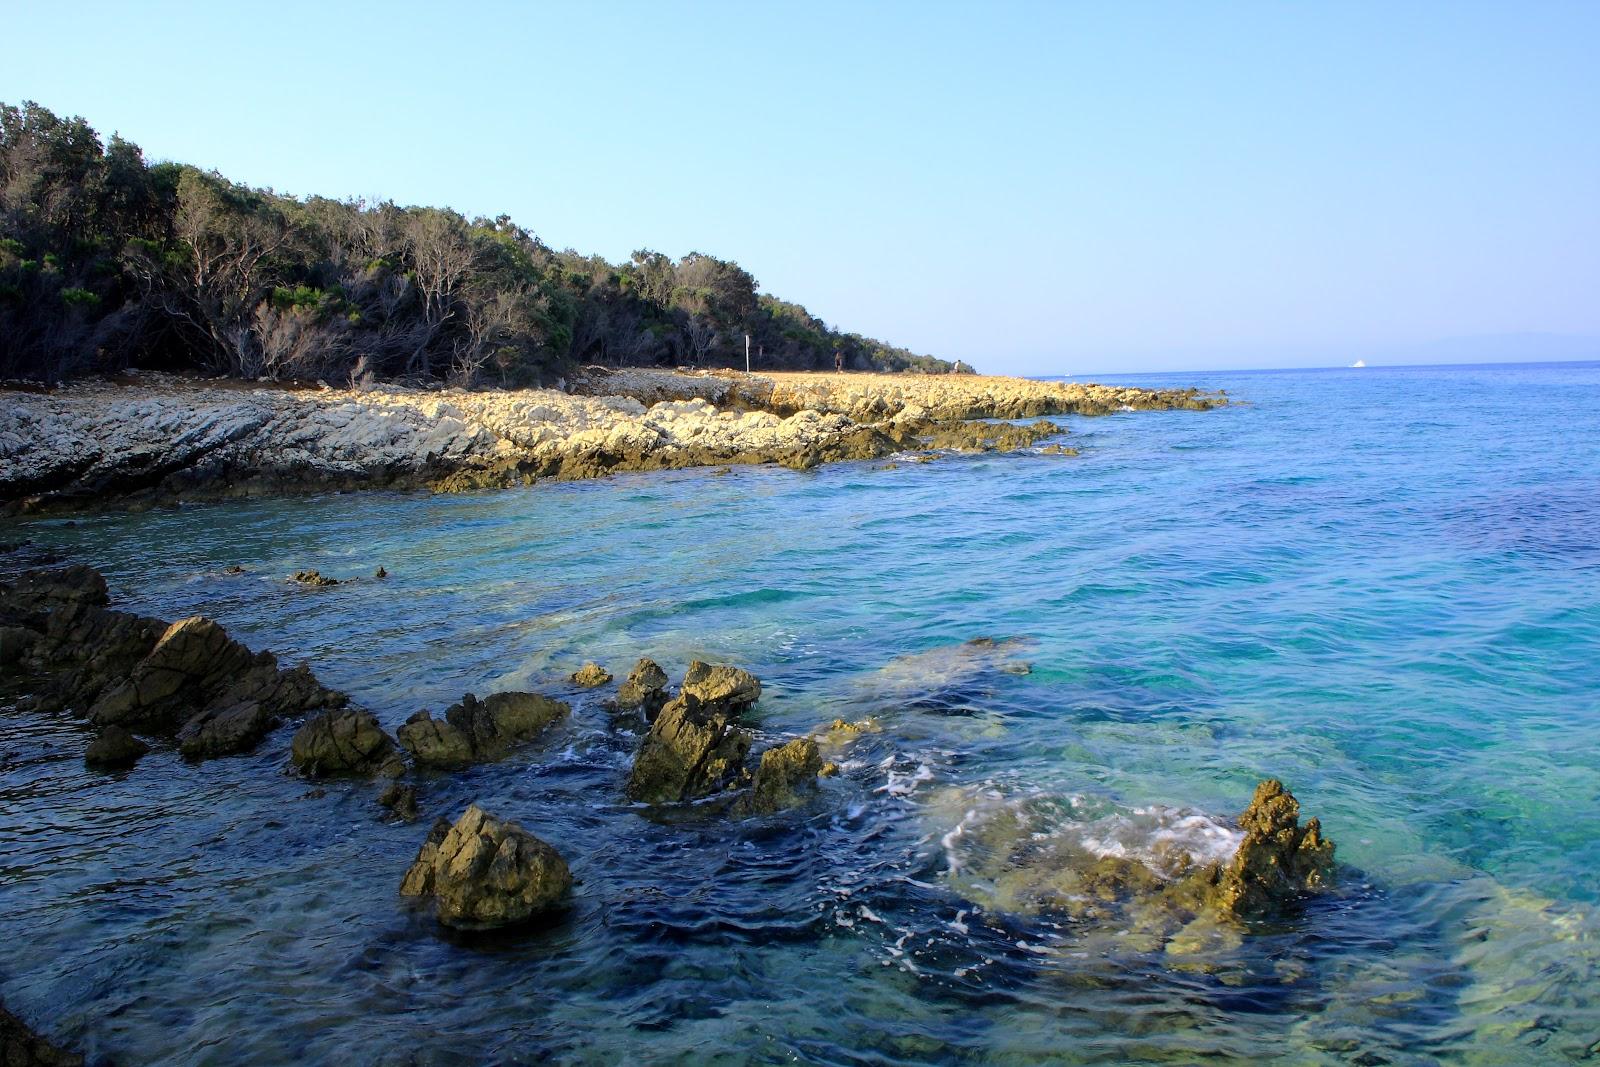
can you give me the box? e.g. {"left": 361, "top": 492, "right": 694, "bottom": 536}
{"left": 4, "top": 362, "right": 1600, "bottom": 1064}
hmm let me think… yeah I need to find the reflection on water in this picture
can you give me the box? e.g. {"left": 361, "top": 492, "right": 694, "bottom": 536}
{"left": 4, "top": 362, "right": 1600, "bottom": 1063}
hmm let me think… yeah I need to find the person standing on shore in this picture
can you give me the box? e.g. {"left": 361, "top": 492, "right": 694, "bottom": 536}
{"left": 834, "top": 349, "right": 844, "bottom": 372}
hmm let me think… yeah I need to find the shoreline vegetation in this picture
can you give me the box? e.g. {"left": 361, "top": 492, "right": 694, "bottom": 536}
{"left": 1, "top": 101, "right": 959, "bottom": 387}
{"left": 0, "top": 367, "right": 1224, "bottom": 515}
{"left": 0, "top": 550, "right": 1334, "bottom": 1063}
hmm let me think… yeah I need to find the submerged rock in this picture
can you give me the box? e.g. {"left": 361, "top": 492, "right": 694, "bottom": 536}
{"left": 0, "top": 1001, "right": 82, "bottom": 1066}
{"left": 608, "top": 657, "right": 669, "bottom": 717}
{"left": 83, "top": 724, "right": 149, "bottom": 769}
{"left": 740, "top": 738, "right": 824, "bottom": 814}
{"left": 379, "top": 781, "right": 419, "bottom": 822}
{"left": 397, "top": 691, "right": 569, "bottom": 769}
{"left": 400, "top": 805, "right": 572, "bottom": 929}
{"left": 570, "top": 661, "right": 612, "bottom": 688}
{"left": 290, "top": 707, "right": 405, "bottom": 778}
{"left": 941, "top": 779, "right": 1337, "bottom": 955}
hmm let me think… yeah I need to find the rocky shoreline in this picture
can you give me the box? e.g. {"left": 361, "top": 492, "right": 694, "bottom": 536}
{"left": 0, "top": 368, "right": 1223, "bottom": 514}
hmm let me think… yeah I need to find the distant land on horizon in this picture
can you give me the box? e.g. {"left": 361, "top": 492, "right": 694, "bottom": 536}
{"left": 1042, "top": 333, "right": 1600, "bottom": 379}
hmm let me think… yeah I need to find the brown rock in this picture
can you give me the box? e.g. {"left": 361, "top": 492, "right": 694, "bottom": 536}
{"left": 625, "top": 692, "right": 752, "bottom": 804}
{"left": 290, "top": 569, "right": 339, "bottom": 586}
{"left": 379, "top": 782, "right": 419, "bottom": 822}
{"left": 570, "top": 661, "right": 612, "bottom": 688}
{"left": 741, "top": 738, "right": 824, "bottom": 814}
{"left": 679, "top": 660, "right": 761, "bottom": 710}
{"left": 399, "top": 691, "right": 569, "bottom": 768}
{"left": 399, "top": 805, "right": 572, "bottom": 929}
{"left": 609, "top": 657, "right": 669, "bottom": 716}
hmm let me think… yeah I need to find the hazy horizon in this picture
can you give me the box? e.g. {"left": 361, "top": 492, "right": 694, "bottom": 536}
{"left": 5, "top": 1, "right": 1596, "bottom": 375}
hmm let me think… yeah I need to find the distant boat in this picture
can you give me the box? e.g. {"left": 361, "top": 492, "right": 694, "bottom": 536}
{"left": 1351, "top": 360, "right": 1367, "bottom": 368}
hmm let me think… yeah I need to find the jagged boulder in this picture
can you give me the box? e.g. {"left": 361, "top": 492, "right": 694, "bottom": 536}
{"left": 87, "top": 616, "right": 256, "bottom": 731}
{"left": 626, "top": 692, "right": 752, "bottom": 803}
{"left": 739, "top": 738, "right": 824, "bottom": 814}
{"left": 570, "top": 661, "right": 612, "bottom": 687}
{"left": 680, "top": 660, "right": 761, "bottom": 709}
{"left": 397, "top": 691, "right": 569, "bottom": 768}
{"left": 608, "top": 657, "right": 669, "bottom": 716}
{"left": 400, "top": 805, "right": 572, "bottom": 929}
{"left": 290, "top": 570, "right": 339, "bottom": 586}
{"left": 1183, "top": 779, "right": 1336, "bottom": 919}
{"left": 83, "top": 725, "right": 149, "bottom": 769}
{"left": 290, "top": 708, "right": 405, "bottom": 778}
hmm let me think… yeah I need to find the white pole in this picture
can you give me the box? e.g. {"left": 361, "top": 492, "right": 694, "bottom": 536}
{"left": 745, "top": 334, "right": 751, "bottom": 373}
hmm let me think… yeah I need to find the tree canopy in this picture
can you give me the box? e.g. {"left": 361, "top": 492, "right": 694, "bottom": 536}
{"left": 0, "top": 101, "right": 962, "bottom": 384}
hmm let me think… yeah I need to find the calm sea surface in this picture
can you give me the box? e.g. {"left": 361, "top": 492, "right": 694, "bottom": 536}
{"left": 3, "top": 362, "right": 1598, "bottom": 1064}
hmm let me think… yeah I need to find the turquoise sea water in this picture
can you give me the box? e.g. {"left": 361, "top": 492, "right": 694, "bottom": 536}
{"left": 3, "top": 362, "right": 1599, "bottom": 1064}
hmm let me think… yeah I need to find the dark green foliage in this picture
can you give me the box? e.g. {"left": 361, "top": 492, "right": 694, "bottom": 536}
{"left": 0, "top": 101, "right": 960, "bottom": 384}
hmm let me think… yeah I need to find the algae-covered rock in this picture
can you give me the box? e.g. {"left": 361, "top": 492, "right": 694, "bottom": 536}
{"left": 290, "top": 707, "right": 405, "bottom": 778}
{"left": 290, "top": 569, "right": 339, "bottom": 586}
{"left": 570, "top": 661, "right": 612, "bottom": 687}
{"left": 940, "top": 779, "right": 1336, "bottom": 953}
{"left": 400, "top": 804, "right": 572, "bottom": 929}
{"left": 740, "top": 738, "right": 824, "bottom": 814}
{"left": 83, "top": 724, "right": 149, "bottom": 769}
{"left": 1183, "top": 778, "right": 1336, "bottom": 919}
{"left": 609, "top": 657, "right": 669, "bottom": 717}
{"left": 626, "top": 692, "right": 752, "bottom": 804}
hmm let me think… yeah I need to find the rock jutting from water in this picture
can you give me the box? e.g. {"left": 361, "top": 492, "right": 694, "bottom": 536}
{"left": 0, "top": 368, "right": 1223, "bottom": 513}
{"left": 1, "top": 562, "right": 349, "bottom": 763}
{"left": 607, "top": 657, "right": 670, "bottom": 718}
{"left": 396, "top": 691, "right": 569, "bottom": 769}
{"left": 570, "top": 661, "right": 612, "bottom": 687}
{"left": 400, "top": 805, "right": 572, "bottom": 930}
{"left": 623, "top": 661, "right": 827, "bottom": 813}
{"left": 942, "top": 779, "right": 1337, "bottom": 957}
{"left": 737, "top": 738, "right": 825, "bottom": 815}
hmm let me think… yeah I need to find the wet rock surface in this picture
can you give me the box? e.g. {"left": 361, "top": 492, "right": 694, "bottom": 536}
{"left": 398, "top": 691, "right": 569, "bottom": 769}
{"left": 0, "top": 1002, "right": 82, "bottom": 1067}
{"left": 624, "top": 661, "right": 764, "bottom": 804}
{"left": 400, "top": 805, "right": 572, "bottom": 929}
{"left": 2, "top": 563, "right": 347, "bottom": 762}
{"left": 608, "top": 657, "right": 669, "bottom": 717}
{"left": 290, "top": 708, "right": 404, "bottom": 779}
{"left": 739, "top": 738, "right": 824, "bottom": 815}
{"left": 83, "top": 724, "right": 149, "bottom": 769}
{"left": 943, "top": 779, "right": 1338, "bottom": 957}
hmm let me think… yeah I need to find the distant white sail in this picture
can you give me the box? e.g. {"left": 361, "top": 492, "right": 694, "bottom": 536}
{"left": 1351, "top": 359, "right": 1367, "bottom": 368}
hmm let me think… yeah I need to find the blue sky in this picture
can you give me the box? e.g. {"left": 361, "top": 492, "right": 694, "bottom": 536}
{"left": 5, "top": 1, "right": 1597, "bottom": 374}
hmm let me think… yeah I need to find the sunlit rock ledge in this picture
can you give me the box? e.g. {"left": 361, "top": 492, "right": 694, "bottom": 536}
{"left": 0, "top": 368, "right": 1223, "bottom": 512}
